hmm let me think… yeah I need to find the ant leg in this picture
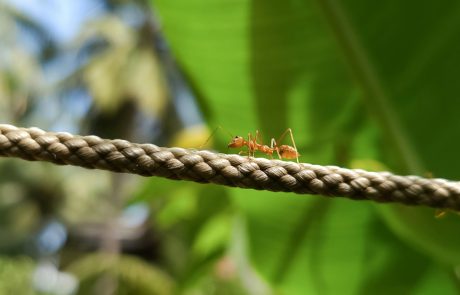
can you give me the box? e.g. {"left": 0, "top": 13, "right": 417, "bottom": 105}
{"left": 252, "top": 130, "right": 259, "bottom": 156}
{"left": 271, "top": 138, "right": 282, "bottom": 159}
{"left": 248, "top": 133, "right": 255, "bottom": 158}
{"left": 256, "top": 130, "right": 268, "bottom": 158}
{"left": 277, "top": 128, "right": 299, "bottom": 163}
{"left": 255, "top": 129, "right": 264, "bottom": 145}
{"left": 287, "top": 129, "right": 300, "bottom": 163}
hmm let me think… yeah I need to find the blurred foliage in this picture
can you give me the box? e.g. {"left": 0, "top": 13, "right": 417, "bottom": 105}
{"left": 0, "top": 1, "right": 45, "bottom": 123}
{"left": 2, "top": 0, "right": 460, "bottom": 294}
{"left": 70, "top": 15, "right": 168, "bottom": 117}
{"left": 66, "top": 253, "right": 175, "bottom": 295}
{"left": 0, "top": 256, "right": 35, "bottom": 294}
{"left": 148, "top": 0, "right": 460, "bottom": 294}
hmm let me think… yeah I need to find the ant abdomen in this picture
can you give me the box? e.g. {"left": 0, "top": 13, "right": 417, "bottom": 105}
{"left": 278, "top": 145, "right": 299, "bottom": 159}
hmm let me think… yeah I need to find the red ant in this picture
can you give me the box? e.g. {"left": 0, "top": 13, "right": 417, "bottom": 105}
{"left": 227, "top": 129, "right": 300, "bottom": 163}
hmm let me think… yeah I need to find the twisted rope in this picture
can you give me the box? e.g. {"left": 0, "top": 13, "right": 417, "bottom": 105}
{"left": 0, "top": 124, "right": 459, "bottom": 210}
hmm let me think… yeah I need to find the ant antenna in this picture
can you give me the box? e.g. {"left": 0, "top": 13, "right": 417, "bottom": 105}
{"left": 200, "top": 125, "right": 234, "bottom": 149}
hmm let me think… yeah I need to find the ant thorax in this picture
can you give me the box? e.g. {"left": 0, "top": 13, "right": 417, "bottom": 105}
{"left": 258, "top": 144, "right": 274, "bottom": 156}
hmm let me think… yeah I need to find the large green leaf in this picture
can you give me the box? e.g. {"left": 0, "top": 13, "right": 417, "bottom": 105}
{"left": 151, "top": 0, "right": 460, "bottom": 293}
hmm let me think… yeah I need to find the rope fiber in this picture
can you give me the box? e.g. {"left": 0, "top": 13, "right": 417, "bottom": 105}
{"left": 0, "top": 124, "right": 459, "bottom": 210}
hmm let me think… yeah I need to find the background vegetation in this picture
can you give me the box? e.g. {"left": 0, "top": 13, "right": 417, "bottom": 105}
{"left": 1, "top": 0, "right": 460, "bottom": 294}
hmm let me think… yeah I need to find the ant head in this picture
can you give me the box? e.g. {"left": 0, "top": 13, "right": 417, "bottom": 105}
{"left": 228, "top": 136, "right": 245, "bottom": 148}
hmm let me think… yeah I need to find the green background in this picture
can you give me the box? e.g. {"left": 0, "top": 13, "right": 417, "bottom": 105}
{"left": 148, "top": 0, "right": 460, "bottom": 293}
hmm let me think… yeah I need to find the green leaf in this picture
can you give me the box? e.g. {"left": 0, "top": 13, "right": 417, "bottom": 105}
{"left": 152, "top": 0, "right": 460, "bottom": 293}
{"left": 192, "top": 212, "right": 232, "bottom": 258}
{"left": 0, "top": 256, "right": 35, "bottom": 295}
{"left": 338, "top": 0, "right": 460, "bottom": 265}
